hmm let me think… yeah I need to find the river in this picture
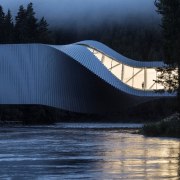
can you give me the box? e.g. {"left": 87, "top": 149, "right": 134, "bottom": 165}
{"left": 0, "top": 123, "right": 179, "bottom": 180}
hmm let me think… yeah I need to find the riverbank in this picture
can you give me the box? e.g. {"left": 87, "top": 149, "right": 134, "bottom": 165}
{"left": 0, "top": 98, "right": 176, "bottom": 125}
{"left": 141, "top": 113, "right": 180, "bottom": 138}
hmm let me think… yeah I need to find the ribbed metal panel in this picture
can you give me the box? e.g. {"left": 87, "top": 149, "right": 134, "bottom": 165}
{"left": 0, "top": 42, "right": 176, "bottom": 114}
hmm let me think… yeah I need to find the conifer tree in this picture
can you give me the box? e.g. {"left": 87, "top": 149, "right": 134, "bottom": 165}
{"left": 14, "top": 3, "right": 50, "bottom": 43}
{"left": 15, "top": 5, "right": 28, "bottom": 43}
{"left": 0, "top": 5, "right": 5, "bottom": 43}
{"left": 4, "top": 10, "right": 14, "bottom": 43}
{"left": 155, "top": 0, "right": 180, "bottom": 64}
{"left": 155, "top": 0, "right": 180, "bottom": 112}
{"left": 15, "top": 3, "right": 38, "bottom": 43}
{"left": 37, "top": 17, "right": 51, "bottom": 43}
{"left": 26, "top": 2, "right": 38, "bottom": 42}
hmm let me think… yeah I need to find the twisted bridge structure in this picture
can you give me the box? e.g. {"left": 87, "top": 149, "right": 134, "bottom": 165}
{"left": 0, "top": 41, "right": 176, "bottom": 113}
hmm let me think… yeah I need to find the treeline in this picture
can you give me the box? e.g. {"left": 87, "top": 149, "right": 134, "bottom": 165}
{"left": 53, "top": 23, "right": 163, "bottom": 61}
{"left": 0, "top": 3, "right": 51, "bottom": 44}
{"left": 0, "top": 2, "right": 163, "bottom": 61}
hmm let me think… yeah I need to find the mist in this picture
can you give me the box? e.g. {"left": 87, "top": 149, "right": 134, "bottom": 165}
{"left": 0, "top": 0, "right": 160, "bottom": 29}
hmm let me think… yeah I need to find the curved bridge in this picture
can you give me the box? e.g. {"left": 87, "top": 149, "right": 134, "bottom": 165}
{"left": 0, "top": 41, "right": 176, "bottom": 113}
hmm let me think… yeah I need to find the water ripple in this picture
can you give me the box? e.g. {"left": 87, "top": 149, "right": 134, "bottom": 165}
{"left": 0, "top": 123, "right": 179, "bottom": 179}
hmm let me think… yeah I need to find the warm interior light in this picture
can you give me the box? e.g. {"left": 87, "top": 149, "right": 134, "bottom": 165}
{"left": 87, "top": 47, "right": 164, "bottom": 91}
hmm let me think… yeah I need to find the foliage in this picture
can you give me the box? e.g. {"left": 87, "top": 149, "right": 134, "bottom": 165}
{"left": 53, "top": 23, "right": 164, "bottom": 61}
{"left": 155, "top": 0, "right": 180, "bottom": 65}
{"left": 0, "top": 5, "right": 5, "bottom": 43}
{"left": 0, "top": 3, "right": 52, "bottom": 44}
{"left": 142, "top": 113, "right": 180, "bottom": 137}
{"left": 37, "top": 17, "right": 52, "bottom": 43}
{"left": 0, "top": 3, "right": 165, "bottom": 61}
{"left": 155, "top": 0, "right": 180, "bottom": 106}
{"left": 155, "top": 66, "right": 178, "bottom": 92}
{"left": 4, "top": 10, "right": 14, "bottom": 43}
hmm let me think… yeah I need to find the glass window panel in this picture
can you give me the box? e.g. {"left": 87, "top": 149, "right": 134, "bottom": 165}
{"left": 88, "top": 47, "right": 93, "bottom": 52}
{"left": 103, "top": 56, "right": 112, "bottom": 69}
{"left": 157, "top": 84, "right": 164, "bottom": 90}
{"left": 93, "top": 49, "right": 99, "bottom": 54}
{"left": 156, "top": 71, "right": 164, "bottom": 90}
{"left": 112, "top": 60, "right": 119, "bottom": 66}
{"left": 95, "top": 53, "right": 103, "bottom": 61}
{"left": 87, "top": 46, "right": 166, "bottom": 91}
{"left": 146, "top": 68, "right": 156, "bottom": 90}
{"left": 111, "top": 64, "right": 122, "bottom": 80}
{"left": 134, "top": 68, "right": 141, "bottom": 74}
{"left": 123, "top": 65, "right": 133, "bottom": 85}
{"left": 133, "top": 68, "right": 144, "bottom": 89}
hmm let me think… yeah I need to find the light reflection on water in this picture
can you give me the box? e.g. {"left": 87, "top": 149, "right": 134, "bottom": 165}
{"left": 0, "top": 123, "right": 179, "bottom": 179}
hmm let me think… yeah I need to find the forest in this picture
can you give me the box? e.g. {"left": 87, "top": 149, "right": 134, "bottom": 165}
{"left": 0, "top": 2, "right": 164, "bottom": 61}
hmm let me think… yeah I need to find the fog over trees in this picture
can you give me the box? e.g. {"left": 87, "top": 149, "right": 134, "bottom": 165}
{"left": 0, "top": 3, "right": 51, "bottom": 43}
{"left": 0, "top": 0, "right": 159, "bottom": 28}
{"left": 0, "top": 2, "right": 164, "bottom": 61}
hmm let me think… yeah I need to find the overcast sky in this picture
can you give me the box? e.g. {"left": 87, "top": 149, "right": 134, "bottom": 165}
{"left": 0, "top": 0, "right": 160, "bottom": 28}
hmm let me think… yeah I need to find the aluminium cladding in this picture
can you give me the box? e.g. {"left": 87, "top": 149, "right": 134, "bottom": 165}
{"left": 0, "top": 41, "right": 176, "bottom": 113}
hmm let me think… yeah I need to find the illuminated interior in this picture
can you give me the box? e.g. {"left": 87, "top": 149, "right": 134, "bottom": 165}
{"left": 87, "top": 47, "right": 164, "bottom": 91}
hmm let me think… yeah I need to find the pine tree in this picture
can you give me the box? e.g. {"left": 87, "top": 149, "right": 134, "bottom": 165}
{"left": 15, "top": 3, "right": 38, "bottom": 43}
{"left": 0, "top": 5, "right": 5, "bottom": 43}
{"left": 15, "top": 5, "right": 28, "bottom": 43}
{"left": 155, "top": 0, "right": 180, "bottom": 64}
{"left": 37, "top": 17, "right": 51, "bottom": 43}
{"left": 155, "top": 0, "right": 180, "bottom": 112}
{"left": 26, "top": 2, "right": 38, "bottom": 42}
{"left": 0, "top": 4, "right": 51, "bottom": 44}
{"left": 4, "top": 10, "right": 14, "bottom": 43}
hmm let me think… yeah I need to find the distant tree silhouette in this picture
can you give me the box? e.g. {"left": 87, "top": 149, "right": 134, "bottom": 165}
{"left": 15, "top": 5, "right": 28, "bottom": 43}
{"left": 0, "top": 5, "right": 5, "bottom": 43}
{"left": 0, "top": 2, "right": 166, "bottom": 62}
{"left": 4, "top": 10, "right": 14, "bottom": 43}
{"left": 37, "top": 17, "right": 52, "bottom": 43}
{"left": 155, "top": 0, "right": 180, "bottom": 64}
{"left": 14, "top": 3, "right": 51, "bottom": 43}
{"left": 26, "top": 2, "right": 38, "bottom": 42}
{"left": 155, "top": 0, "right": 180, "bottom": 112}
{"left": 15, "top": 3, "right": 38, "bottom": 43}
